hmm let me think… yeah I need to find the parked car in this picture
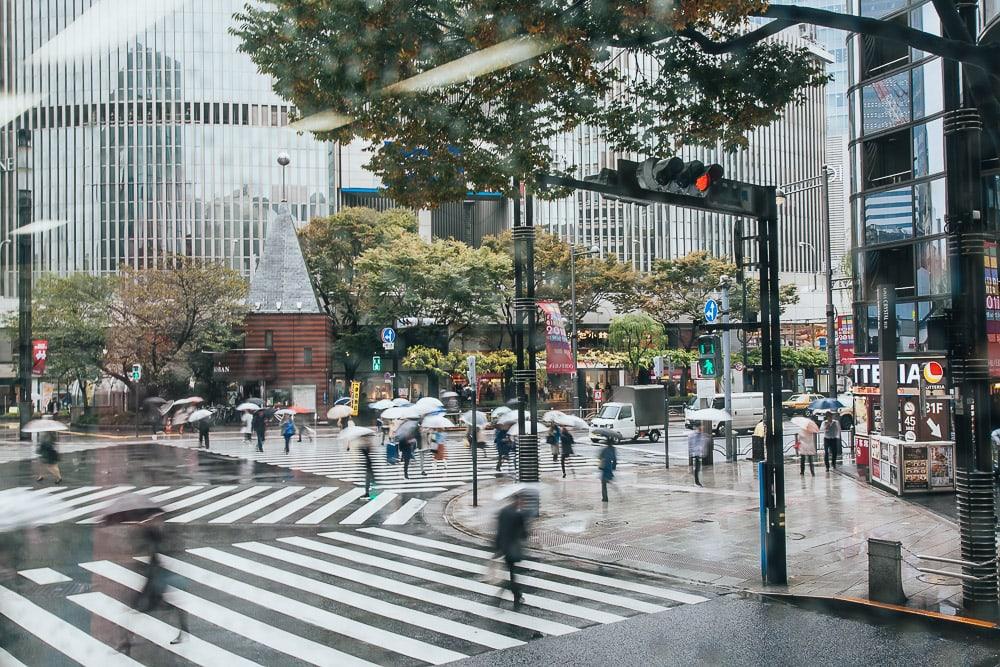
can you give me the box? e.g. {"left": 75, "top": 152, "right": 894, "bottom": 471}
{"left": 782, "top": 393, "right": 824, "bottom": 415}
{"left": 589, "top": 385, "right": 665, "bottom": 443}
{"left": 685, "top": 393, "right": 765, "bottom": 435}
{"left": 806, "top": 392, "right": 855, "bottom": 429}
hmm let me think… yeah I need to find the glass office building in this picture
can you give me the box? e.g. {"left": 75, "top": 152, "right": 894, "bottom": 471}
{"left": 847, "top": 0, "right": 1000, "bottom": 356}
{"left": 0, "top": 0, "right": 332, "bottom": 292}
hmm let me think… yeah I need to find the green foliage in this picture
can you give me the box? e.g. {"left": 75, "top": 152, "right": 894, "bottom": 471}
{"left": 233, "top": 1, "right": 829, "bottom": 208}
{"left": 609, "top": 312, "right": 663, "bottom": 376}
{"left": 746, "top": 346, "right": 828, "bottom": 369}
{"left": 402, "top": 345, "right": 517, "bottom": 377}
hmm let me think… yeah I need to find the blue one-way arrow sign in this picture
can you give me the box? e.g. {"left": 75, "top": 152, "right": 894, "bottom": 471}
{"left": 380, "top": 327, "right": 397, "bottom": 344}
{"left": 703, "top": 299, "right": 719, "bottom": 324}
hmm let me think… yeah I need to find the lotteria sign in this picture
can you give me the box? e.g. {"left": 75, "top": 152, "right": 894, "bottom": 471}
{"left": 851, "top": 358, "right": 946, "bottom": 391}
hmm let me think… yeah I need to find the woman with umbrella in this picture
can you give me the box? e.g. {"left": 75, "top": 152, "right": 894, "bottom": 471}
{"left": 237, "top": 402, "right": 257, "bottom": 443}
{"left": 792, "top": 416, "right": 819, "bottom": 476}
{"left": 494, "top": 423, "right": 513, "bottom": 473}
{"left": 31, "top": 420, "right": 64, "bottom": 484}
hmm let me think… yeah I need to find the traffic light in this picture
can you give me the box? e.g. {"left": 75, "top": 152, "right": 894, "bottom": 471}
{"left": 637, "top": 157, "right": 724, "bottom": 196}
{"left": 372, "top": 355, "right": 382, "bottom": 372}
{"left": 697, "top": 335, "right": 720, "bottom": 378}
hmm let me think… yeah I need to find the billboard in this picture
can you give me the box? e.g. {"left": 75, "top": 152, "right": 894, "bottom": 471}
{"left": 537, "top": 301, "right": 576, "bottom": 374}
{"left": 985, "top": 241, "right": 1000, "bottom": 378}
{"left": 836, "top": 315, "right": 854, "bottom": 366}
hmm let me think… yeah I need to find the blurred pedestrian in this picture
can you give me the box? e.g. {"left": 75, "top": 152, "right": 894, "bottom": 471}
{"left": 240, "top": 409, "right": 253, "bottom": 443}
{"left": 35, "top": 430, "right": 61, "bottom": 484}
{"left": 150, "top": 411, "right": 164, "bottom": 441}
{"left": 494, "top": 492, "right": 528, "bottom": 608}
{"left": 599, "top": 440, "right": 617, "bottom": 501}
{"left": 399, "top": 433, "right": 415, "bottom": 479}
{"left": 751, "top": 419, "right": 766, "bottom": 462}
{"left": 251, "top": 408, "right": 267, "bottom": 453}
{"left": 494, "top": 424, "right": 513, "bottom": 473}
{"left": 281, "top": 416, "right": 295, "bottom": 454}
{"left": 546, "top": 424, "right": 561, "bottom": 462}
{"left": 560, "top": 425, "right": 576, "bottom": 478}
{"left": 687, "top": 424, "right": 711, "bottom": 487}
{"left": 821, "top": 411, "right": 842, "bottom": 471}
{"left": 196, "top": 415, "right": 211, "bottom": 449}
{"left": 798, "top": 427, "right": 817, "bottom": 476}
{"left": 118, "top": 519, "right": 187, "bottom": 653}
{"left": 432, "top": 430, "right": 448, "bottom": 472}
{"left": 358, "top": 434, "right": 377, "bottom": 498}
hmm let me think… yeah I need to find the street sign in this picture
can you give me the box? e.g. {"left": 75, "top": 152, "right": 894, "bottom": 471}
{"left": 380, "top": 327, "right": 397, "bottom": 344}
{"left": 372, "top": 355, "right": 382, "bottom": 372}
{"left": 383, "top": 372, "right": 394, "bottom": 382}
{"left": 383, "top": 341, "right": 395, "bottom": 351}
{"left": 594, "top": 389, "right": 604, "bottom": 402}
{"left": 467, "top": 355, "right": 477, "bottom": 384}
{"left": 130, "top": 363, "right": 142, "bottom": 382}
{"left": 696, "top": 379, "right": 715, "bottom": 400}
{"left": 703, "top": 298, "right": 719, "bottom": 324}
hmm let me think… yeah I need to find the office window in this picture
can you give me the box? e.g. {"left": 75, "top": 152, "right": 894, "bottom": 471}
{"left": 911, "top": 60, "right": 943, "bottom": 120}
{"left": 913, "top": 119, "right": 945, "bottom": 177}
{"left": 861, "top": 14, "right": 909, "bottom": 78}
{"left": 914, "top": 178, "right": 945, "bottom": 236}
{"left": 264, "top": 331, "right": 274, "bottom": 350}
{"left": 864, "top": 187, "right": 913, "bottom": 245}
{"left": 864, "top": 245, "right": 915, "bottom": 299}
{"left": 915, "top": 238, "right": 948, "bottom": 296}
{"left": 862, "top": 71, "right": 909, "bottom": 134}
{"left": 303, "top": 347, "right": 313, "bottom": 365}
{"left": 863, "top": 128, "right": 911, "bottom": 189}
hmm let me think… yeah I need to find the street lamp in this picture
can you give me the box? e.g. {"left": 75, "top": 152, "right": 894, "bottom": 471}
{"left": 777, "top": 165, "right": 838, "bottom": 398}
{"left": 797, "top": 241, "right": 819, "bottom": 291}
{"left": 277, "top": 152, "right": 290, "bottom": 203}
{"left": 570, "top": 245, "right": 600, "bottom": 413}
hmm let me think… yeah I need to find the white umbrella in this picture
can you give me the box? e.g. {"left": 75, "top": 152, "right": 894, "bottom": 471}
{"left": 171, "top": 396, "right": 204, "bottom": 407}
{"left": 542, "top": 410, "right": 565, "bottom": 424}
{"left": 391, "top": 398, "right": 412, "bottom": 407}
{"left": 369, "top": 399, "right": 394, "bottom": 411}
{"left": 338, "top": 425, "right": 376, "bottom": 443}
{"left": 414, "top": 397, "right": 445, "bottom": 415}
{"left": 509, "top": 421, "right": 549, "bottom": 436}
{"left": 22, "top": 418, "right": 69, "bottom": 433}
{"left": 791, "top": 416, "right": 821, "bottom": 434}
{"left": 496, "top": 410, "right": 521, "bottom": 426}
{"left": 274, "top": 408, "right": 297, "bottom": 417}
{"left": 421, "top": 414, "right": 454, "bottom": 429}
{"left": 0, "top": 488, "right": 69, "bottom": 532}
{"left": 327, "top": 404, "right": 353, "bottom": 420}
{"left": 382, "top": 406, "right": 421, "bottom": 420}
{"left": 236, "top": 402, "right": 260, "bottom": 412}
{"left": 687, "top": 408, "right": 731, "bottom": 422}
{"left": 439, "top": 391, "right": 459, "bottom": 399}
{"left": 551, "top": 413, "right": 589, "bottom": 429}
{"left": 186, "top": 408, "right": 214, "bottom": 423}
{"left": 460, "top": 410, "right": 488, "bottom": 427}
{"left": 491, "top": 406, "right": 512, "bottom": 421}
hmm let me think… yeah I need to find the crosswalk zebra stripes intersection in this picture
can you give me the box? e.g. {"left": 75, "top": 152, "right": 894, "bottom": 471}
{"left": 0, "top": 483, "right": 427, "bottom": 527}
{"left": 2, "top": 528, "right": 709, "bottom": 665}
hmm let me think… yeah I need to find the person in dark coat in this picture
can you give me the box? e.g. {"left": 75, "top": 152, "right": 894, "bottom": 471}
{"left": 197, "top": 416, "right": 211, "bottom": 449}
{"left": 688, "top": 424, "right": 711, "bottom": 487}
{"left": 494, "top": 425, "right": 513, "bottom": 473}
{"left": 559, "top": 425, "right": 576, "bottom": 478}
{"left": 494, "top": 493, "right": 529, "bottom": 608}
{"left": 599, "top": 440, "right": 617, "bottom": 501}
{"left": 251, "top": 409, "right": 267, "bottom": 452}
{"left": 358, "top": 434, "right": 377, "bottom": 498}
{"left": 399, "top": 434, "right": 415, "bottom": 479}
{"left": 35, "top": 431, "right": 61, "bottom": 484}
{"left": 546, "top": 424, "right": 561, "bottom": 462}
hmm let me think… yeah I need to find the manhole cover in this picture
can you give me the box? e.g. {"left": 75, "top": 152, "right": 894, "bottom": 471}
{"left": 595, "top": 519, "right": 629, "bottom": 527}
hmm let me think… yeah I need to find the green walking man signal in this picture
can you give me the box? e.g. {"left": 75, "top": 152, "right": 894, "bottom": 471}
{"left": 697, "top": 335, "right": 720, "bottom": 378}
{"left": 372, "top": 356, "right": 382, "bottom": 372}
{"left": 130, "top": 364, "right": 142, "bottom": 382}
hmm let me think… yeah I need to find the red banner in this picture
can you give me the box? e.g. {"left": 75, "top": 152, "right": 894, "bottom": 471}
{"left": 32, "top": 339, "right": 47, "bottom": 376}
{"left": 837, "top": 315, "right": 854, "bottom": 366}
{"left": 986, "top": 242, "right": 1000, "bottom": 378}
{"left": 538, "top": 301, "right": 576, "bottom": 374}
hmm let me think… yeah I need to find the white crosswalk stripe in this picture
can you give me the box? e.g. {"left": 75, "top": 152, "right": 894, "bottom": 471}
{"left": 0, "top": 484, "right": 427, "bottom": 526}
{"left": 3, "top": 529, "right": 707, "bottom": 666}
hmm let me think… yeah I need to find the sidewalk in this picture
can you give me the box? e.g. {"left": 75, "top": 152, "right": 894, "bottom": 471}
{"left": 442, "top": 459, "right": 965, "bottom": 612}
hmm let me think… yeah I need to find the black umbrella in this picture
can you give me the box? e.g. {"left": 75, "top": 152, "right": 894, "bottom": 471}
{"left": 395, "top": 420, "right": 420, "bottom": 442}
{"left": 98, "top": 494, "right": 164, "bottom": 525}
{"left": 591, "top": 427, "right": 621, "bottom": 444}
{"left": 246, "top": 397, "right": 264, "bottom": 407}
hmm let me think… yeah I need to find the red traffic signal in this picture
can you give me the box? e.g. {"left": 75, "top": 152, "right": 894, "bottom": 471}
{"left": 695, "top": 164, "right": 724, "bottom": 192}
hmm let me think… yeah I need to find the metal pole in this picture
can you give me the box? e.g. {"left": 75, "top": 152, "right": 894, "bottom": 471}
{"left": 570, "top": 249, "right": 580, "bottom": 414}
{"left": 134, "top": 385, "right": 139, "bottom": 438}
{"left": 16, "top": 188, "right": 31, "bottom": 440}
{"left": 663, "top": 384, "right": 670, "bottom": 469}
{"left": 523, "top": 195, "right": 540, "bottom": 484}
{"left": 722, "top": 282, "right": 734, "bottom": 461}
{"left": 471, "top": 377, "right": 478, "bottom": 507}
{"left": 511, "top": 182, "right": 529, "bottom": 481}
{"left": 821, "top": 167, "right": 837, "bottom": 398}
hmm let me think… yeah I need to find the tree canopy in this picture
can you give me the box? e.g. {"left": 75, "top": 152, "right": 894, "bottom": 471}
{"left": 608, "top": 312, "right": 663, "bottom": 378}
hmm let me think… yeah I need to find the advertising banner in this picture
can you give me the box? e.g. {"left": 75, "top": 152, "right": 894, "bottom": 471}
{"left": 537, "top": 301, "right": 576, "bottom": 374}
{"left": 350, "top": 380, "right": 361, "bottom": 416}
{"left": 985, "top": 241, "right": 1000, "bottom": 378}
{"left": 32, "top": 339, "right": 48, "bottom": 376}
{"left": 836, "top": 315, "right": 854, "bottom": 365}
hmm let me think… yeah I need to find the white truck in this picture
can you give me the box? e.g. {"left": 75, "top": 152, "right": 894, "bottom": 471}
{"left": 589, "top": 385, "right": 665, "bottom": 443}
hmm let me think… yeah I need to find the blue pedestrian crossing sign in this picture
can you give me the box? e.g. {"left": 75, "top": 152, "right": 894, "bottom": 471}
{"left": 380, "top": 327, "right": 396, "bottom": 344}
{"left": 703, "top": 299, "right": 719, "bottom": 324}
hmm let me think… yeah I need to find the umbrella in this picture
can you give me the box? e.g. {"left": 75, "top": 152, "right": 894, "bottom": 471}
{"left": 236, "top": 402, "right": 260, "bottom": 412}
{"left": 509, "top": 421, "right": 549, "bottom": 436}
{"left": 551, "top": 413, "right": 589, "bottom": 430}
{"left": 369, "top": 399, "right": 395, "bottom": 411}
{"left": 0, "top": 489, "right": 70, "bottom": 532}
{"left": 338, "top": 425, "right": 376, "bottom": 443}
{"left": 439, "top": 391, "right": 458, "bottom": 399}
{"left": 791, "top": 416, "right": 821, "bottom": 434}
{"left": 809, "top": 397, "right": 846, "bottom": 411}
{"left": 97, "top": 493, "right": 164, "bottom": 525}
{"left": 495, "top": 410, "right": 521, "bottom": 427}
{"left": 382, "top": 406, "right": 421, "bottom": 420}
{"left": 460, "top": 410, "right": 488, "bottom": 427}
{"left": 687, "top": 408, "right": 732, "bottom": 422}
{"left": 186, "top": 408, "right": 214, "bottom": 423}
{"left": 542, "top": 410, "right": 565, "bottom": 424}
{"left": 158, "top": 400, "right": 175, "bottom": 415}
{"left": 421, "top": 414, "right": 454, "bottom": 429}
{"left": 391, "top": 398, "right": 412, "bottom": 407}
{"left": 491, "top": 406, "right": 512, "bottom": 421}
{"left": 143, "top": 396, "right": 167, "bottom": 407}
{"left": 171, "top": 396, "right": 204, "bottom": 407}
{"left": 395, "top": 420, "right": 420, "bottom": 442}
{"left": 414, "top": 397, "right": 445, "bottom": 414}
{"left": 591, "top": 427, "right": 621, "bottom": 443}
{"left": 274, "top": 408, "right": 297, "bottom": 417}
{"left": 327, "top": 404, "right": 353, "bottom": 420}
{"left": 22, "top": 418, "right": 69, "bottom": 433}
{"left": 171, "top": 406, "right": 196, "bottom": 424}
{"left": 246, "top": 397, "right": 264, "bottom": 406}
{"left": 285, "top": 405, "right": 314, "bottom": 414}
{"left": 334, "top": 397, "right": 353, "bottom": 406}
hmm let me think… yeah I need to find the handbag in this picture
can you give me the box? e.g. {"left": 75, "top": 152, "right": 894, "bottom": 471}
{"left": 434, "top": 443, "right": 446, "bottom": 461}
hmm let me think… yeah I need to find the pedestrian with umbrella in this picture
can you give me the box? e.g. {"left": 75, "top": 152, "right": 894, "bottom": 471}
{"left": 251, "top": 407, "right": 268, "bottom": 452}
{"left": 27, "top": 418, "right": 66, "bottom": 484}
{"left": 494, "top": 423, "right": 513, "bottom": 473}
{"left": 493, "top": 491, "right": 529, "bottom": 609}
{"left": 188, "top": 408, "right": 213, "bottom": 449}
{"left": 599, "top": 439, "right": 618, "bottom": 501}
{"left": 545, "top": 422, "right": 561, "bottom": 462}
{"left": 792, "top": 416, "right": 819, "bottom": 476}
{"left": 119, "top": 517, "right": 188, "bottom": 650}
{"left": 237, "top": 403, "right": 256, "bottom": 443}
{"left": 281, "top": 414, "right": 296, "bottom": 454}
{"left": 340, "top": 426, "right": 378, "bottom": 497}
{"left": 687, "top": 424, "right": 711, "bottom": 487}
{"left": 559, "top": 423, "right": 576, "bottom": 478}
{"left": 144, "top": 397, "right": 167, "bottom": 439}
{"left": 821, "top": 410, "right": 843, "bottom": 471}
{"left": 395, "top": 419, "right": 419, "bottom": 479}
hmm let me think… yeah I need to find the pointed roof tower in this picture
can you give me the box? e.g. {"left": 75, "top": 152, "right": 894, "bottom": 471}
{"left": 247, "top": 205, "right": 322, "bottom": 314}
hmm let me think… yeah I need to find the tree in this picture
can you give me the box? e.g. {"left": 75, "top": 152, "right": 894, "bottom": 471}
{"left": 104, "top": 258, "right": 248, "bottom": 395}
{"left": 31, "top": 274, "right": 114, "bottom": 410}
{"left": 608, "top": 312, "right": 663, "bottom": 381}
{"left": 357, "top": 233, "right": 509, "bottom": 341}
{"left": 299, "top": 207, "right": 417, "bottom": 380}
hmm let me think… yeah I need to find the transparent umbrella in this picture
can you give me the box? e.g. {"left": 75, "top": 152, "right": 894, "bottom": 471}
{"left": 421, "top": 414, "right": 454, "bottom": 429}
{"left": 327, "top": 404, "right": 353, "bottom": 420}
{"left": 460, "top": 410, "right": 488, "bottom": 427}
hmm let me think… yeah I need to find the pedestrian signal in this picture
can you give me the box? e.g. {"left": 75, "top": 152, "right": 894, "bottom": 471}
{"left": 697, "top": 335, "right": 720, "bottom": 378}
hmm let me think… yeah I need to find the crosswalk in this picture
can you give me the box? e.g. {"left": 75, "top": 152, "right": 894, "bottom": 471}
{"left": 0, "top": 483, "right": 427, "bottom": 527}
{"left": 1, "top": 528, "right": 708, "bottom": 665}
{"left": 0, "top": 439, "right": 132, "bottom": 465}
{"left": 161, "top": 433, "right": 629, "bottom": 492}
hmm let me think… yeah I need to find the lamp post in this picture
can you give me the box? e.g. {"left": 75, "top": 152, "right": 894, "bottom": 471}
{"left": 570, "top": 245, "right": 599, "bottom": 413}
{"left": 16, "top": 129, "right": 33, "bottom": 440}
{"left": 277, "top": 152, "right": 290, "bottom": 203}
{"left": 797, "top": 241, "right": 819, "bottom": 292}
{"left": 776, "top": 165, "right": 838, "bottom": 398}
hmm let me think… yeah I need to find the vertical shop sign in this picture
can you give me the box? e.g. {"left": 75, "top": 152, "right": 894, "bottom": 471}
{"left": 537, "top": 301, "right": 576, "bottom": 374}
{"left": 985, "top": 242, "right": 1000, "bottom": 378}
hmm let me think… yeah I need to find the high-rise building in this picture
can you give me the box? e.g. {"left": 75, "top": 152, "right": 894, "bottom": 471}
{"left": 0, "top": 0, "right": 332, "bottom": 292}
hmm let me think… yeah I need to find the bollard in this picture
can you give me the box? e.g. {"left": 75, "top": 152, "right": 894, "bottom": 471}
{"left": 868, "top": 537, "right": 906, "bottom": 605}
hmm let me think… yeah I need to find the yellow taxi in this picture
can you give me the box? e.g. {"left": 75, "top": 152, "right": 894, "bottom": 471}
{"left": 782, "top": 393, "right": 824, "bottom": 415}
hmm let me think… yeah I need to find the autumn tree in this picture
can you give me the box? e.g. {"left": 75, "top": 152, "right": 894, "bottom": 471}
{"left": 608, "top": 312, "right": 663, "bottom": 381}
{"left": 104, "top": 258, "right": 248, "bottom": 396}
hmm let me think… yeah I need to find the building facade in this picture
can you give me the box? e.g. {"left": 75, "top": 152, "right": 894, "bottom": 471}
{"left": 0, "top": 0, "right": 332, "bottom": 290}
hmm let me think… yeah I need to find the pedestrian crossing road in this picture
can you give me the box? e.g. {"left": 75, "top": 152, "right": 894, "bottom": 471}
{"left": 0, "top": 483, "right": 428, "bottom": 527}
{"left": 161, "top": 434, "right": 631, "bottom": 493}
{"left": 1, "top": 528, "right": 709, "bottom": 665}
{"left": 0, "top": 439, "right": 131, "bottom": 465}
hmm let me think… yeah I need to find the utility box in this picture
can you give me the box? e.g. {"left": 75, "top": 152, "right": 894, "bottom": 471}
{"left": 868, "top": 537, "right": 906, "bottom": 604}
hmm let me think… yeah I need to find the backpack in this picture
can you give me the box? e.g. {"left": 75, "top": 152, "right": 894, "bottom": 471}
{"left": 282, "top": 420, "right": 296, "bottom": 437}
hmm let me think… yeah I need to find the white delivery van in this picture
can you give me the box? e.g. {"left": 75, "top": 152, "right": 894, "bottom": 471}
{"left": 685, "top": 392, "right": 764, "bottom": 434}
